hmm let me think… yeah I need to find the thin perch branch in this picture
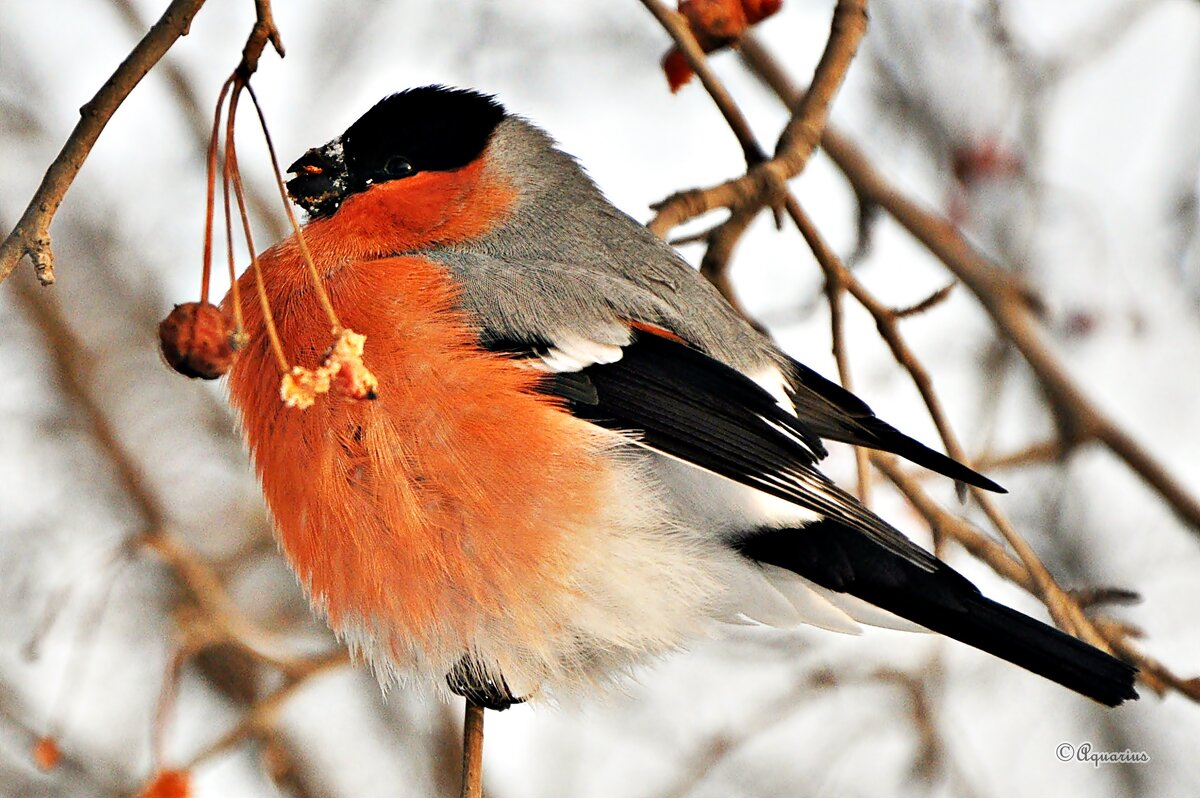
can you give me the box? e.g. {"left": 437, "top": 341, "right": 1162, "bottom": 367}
{"left": 460, "top": 701, "right": 485, "bottom": 798}
{"left": 638, "top": 0, "right": 766, "bottom": 166}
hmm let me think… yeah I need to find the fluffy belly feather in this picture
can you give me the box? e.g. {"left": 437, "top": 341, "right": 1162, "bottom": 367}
{"left": 226, "top": 248, "right": 737, "bottom": 698}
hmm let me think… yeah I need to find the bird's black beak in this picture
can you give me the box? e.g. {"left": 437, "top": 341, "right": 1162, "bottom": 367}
{"left": 286, "top": 140, "right": 350, "bottom": 218}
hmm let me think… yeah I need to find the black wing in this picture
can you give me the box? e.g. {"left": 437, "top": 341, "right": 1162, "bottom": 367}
{"left": 486, "top": 331, "right": 1136, "bottom": 706}
{"left": 784, "top": 357, "right": 1004, "bottom": 492}
{"left": 491, "top": 330, "right": 951, "bottom": 571}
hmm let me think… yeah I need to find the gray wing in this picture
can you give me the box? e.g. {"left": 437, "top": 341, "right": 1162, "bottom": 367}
{"left": 428, "top": 247, "right": 1002, "bottom": 493}
{"left": 428, "top": 248, "right": 778, "bottom": 373}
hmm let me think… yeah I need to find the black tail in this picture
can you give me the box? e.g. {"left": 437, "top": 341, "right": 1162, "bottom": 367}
{"left": 738, "top": 520, "right": 1138, "bottom": 707}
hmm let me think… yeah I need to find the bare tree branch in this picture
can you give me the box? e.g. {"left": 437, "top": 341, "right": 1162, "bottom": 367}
{"left": 638, "top": 0, "right": 767, "bottom": 166}
{"left": 645, "top": 0, "right": 868, "bottom": 236}
{"left": 637, "top": 3, "right": 1200, "bottom": 702}
{"left": 0, "top": 0, "right": 209, "bottom": 287}
{"left": 739, "top": 34, "right": 1200, "bottom": 538}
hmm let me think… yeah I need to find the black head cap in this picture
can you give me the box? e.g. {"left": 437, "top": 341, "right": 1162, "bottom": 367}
{"left": 287, "top": 86, "right": 507, "bottom": 218}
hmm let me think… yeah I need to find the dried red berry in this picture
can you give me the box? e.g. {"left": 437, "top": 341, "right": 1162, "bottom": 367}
{"left": 33, "top": 736, "right": 61, "bottom": 771}
{"left": 158, "top": 302, "right": 240, "bottom": 380}
{"left": 661, "top": 0, "right": 783, "bottom": 92}
{"left": 138, "top": 770, "right": 191, "bottom": 798}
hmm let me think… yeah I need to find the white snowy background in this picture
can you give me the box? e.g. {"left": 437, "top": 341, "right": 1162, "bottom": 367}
{"left": 2, "top": 1, "right": 1199, "bottom": 796}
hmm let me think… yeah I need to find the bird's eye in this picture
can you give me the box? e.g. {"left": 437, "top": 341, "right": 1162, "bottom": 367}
{"left": 384, "top": 156, "right": 414, "bottom": 177}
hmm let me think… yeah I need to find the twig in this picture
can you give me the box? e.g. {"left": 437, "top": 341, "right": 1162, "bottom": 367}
{"left": 646, "top": 0, "right": 868, "bottom": 236}
{"left": 974, "top": 438, "right": 1063, "bottom": 471}
{"left": 971, "top": 488, "right": 1087, "bottom": 637}
{"left": 0, "top": 0, "right": 209, "bottom": 286}
{"left": 638, "top": 0, "right": 766, "bottom": 166}
{"left": 183, "top": 652, "right": 348, "bottom": 769}
{"left": 460, "top": 701, "right": 485, "bottom": 798}
{"left": 771, "top": 0, "right": 869, "bottom": 178}
{"left": 738, "top": 35, "right": 1200, "bottom": 538}
{"left": 640, "top": 12, "right": 1200, "bottom": 700}
{"left": 151, "top": 647, "right": 188, "bottom": 770}
{"left": 796, "top": 201, "right": 870, "bottom": 502}
{"left": 870, "top": 453, "right": 1034, "bottom": 592}
{"left": 892, "top": 282, "right": 956, "bottom": 319}
{"left": 697, "top": 205, "right": 765, "bottom": 330}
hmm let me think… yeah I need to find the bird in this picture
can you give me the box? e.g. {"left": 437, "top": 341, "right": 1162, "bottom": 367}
{"left": 224, "top": 85, "right": 1137, "bottom": 710}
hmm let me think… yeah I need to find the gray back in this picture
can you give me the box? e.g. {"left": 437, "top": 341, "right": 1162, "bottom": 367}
{"left": 424, "top": 117, "right": 780, "bottom": 374}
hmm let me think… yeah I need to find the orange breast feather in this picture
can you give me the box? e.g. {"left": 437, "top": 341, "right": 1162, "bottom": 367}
{"left": 225, "top": 244, "right": 606, "bottom": 657}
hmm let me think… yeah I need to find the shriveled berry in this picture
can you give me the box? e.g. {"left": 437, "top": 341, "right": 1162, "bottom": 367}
{"left": 33, "top": 736, "right": 61, "bottom": 771}
{"left": 137, "top": 769, "right": 191, "bottom": 798}
{"left": 158, "top": 302, "right": 240, "bottom": 380}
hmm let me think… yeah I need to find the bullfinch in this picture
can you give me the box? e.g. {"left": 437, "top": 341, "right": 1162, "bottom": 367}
{"left": 224, "top": 86, "right": 1137, "bottom": 710}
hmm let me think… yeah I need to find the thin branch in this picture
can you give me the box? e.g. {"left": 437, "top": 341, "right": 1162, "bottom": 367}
{"left": 972, "top": 488, "right": 1092, "bottom": 637}
{"left": 0, "top": 0, "right": 209, "bottom": 286}
{"left": 637, "top": 0, "right": 766, "bottom": 166}
{"left": 646, "top": 0, "right": 868, "bottom": 236}
{"left": 637, "top": 14, "right": 1199, "bottom": 700}
{"left": 892, "top": 281, "right": 956, "bottom": 319}
{"left": 739, "top": 35, "right": 1200, "bottom": 538}
{"left": 772, "top": 0, "right": 869, "bottom": 174}
{"left": 871, "top": 454, "right": 1033, "bottom": 592}
{"left": 831, "top": 291, "right": 872, "bottom": 504}
{"left": 697, "top": 205, "right": 765, "bottom": 330}
{"left": 975, "top": 438, "right": 1064, "bottom": 471}
{"left": 151, "top": 647, "right": 188, "bottom": 770}
{"left": 459, "top": 702, "right": 485, "bottom": 798}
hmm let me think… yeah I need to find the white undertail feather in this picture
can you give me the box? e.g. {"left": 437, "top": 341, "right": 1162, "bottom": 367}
{"left": 810, "top": 586, "right": 929, "bottom": 633}
{"left": 759, "top": 565, "right": 863, "bottom": 633}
